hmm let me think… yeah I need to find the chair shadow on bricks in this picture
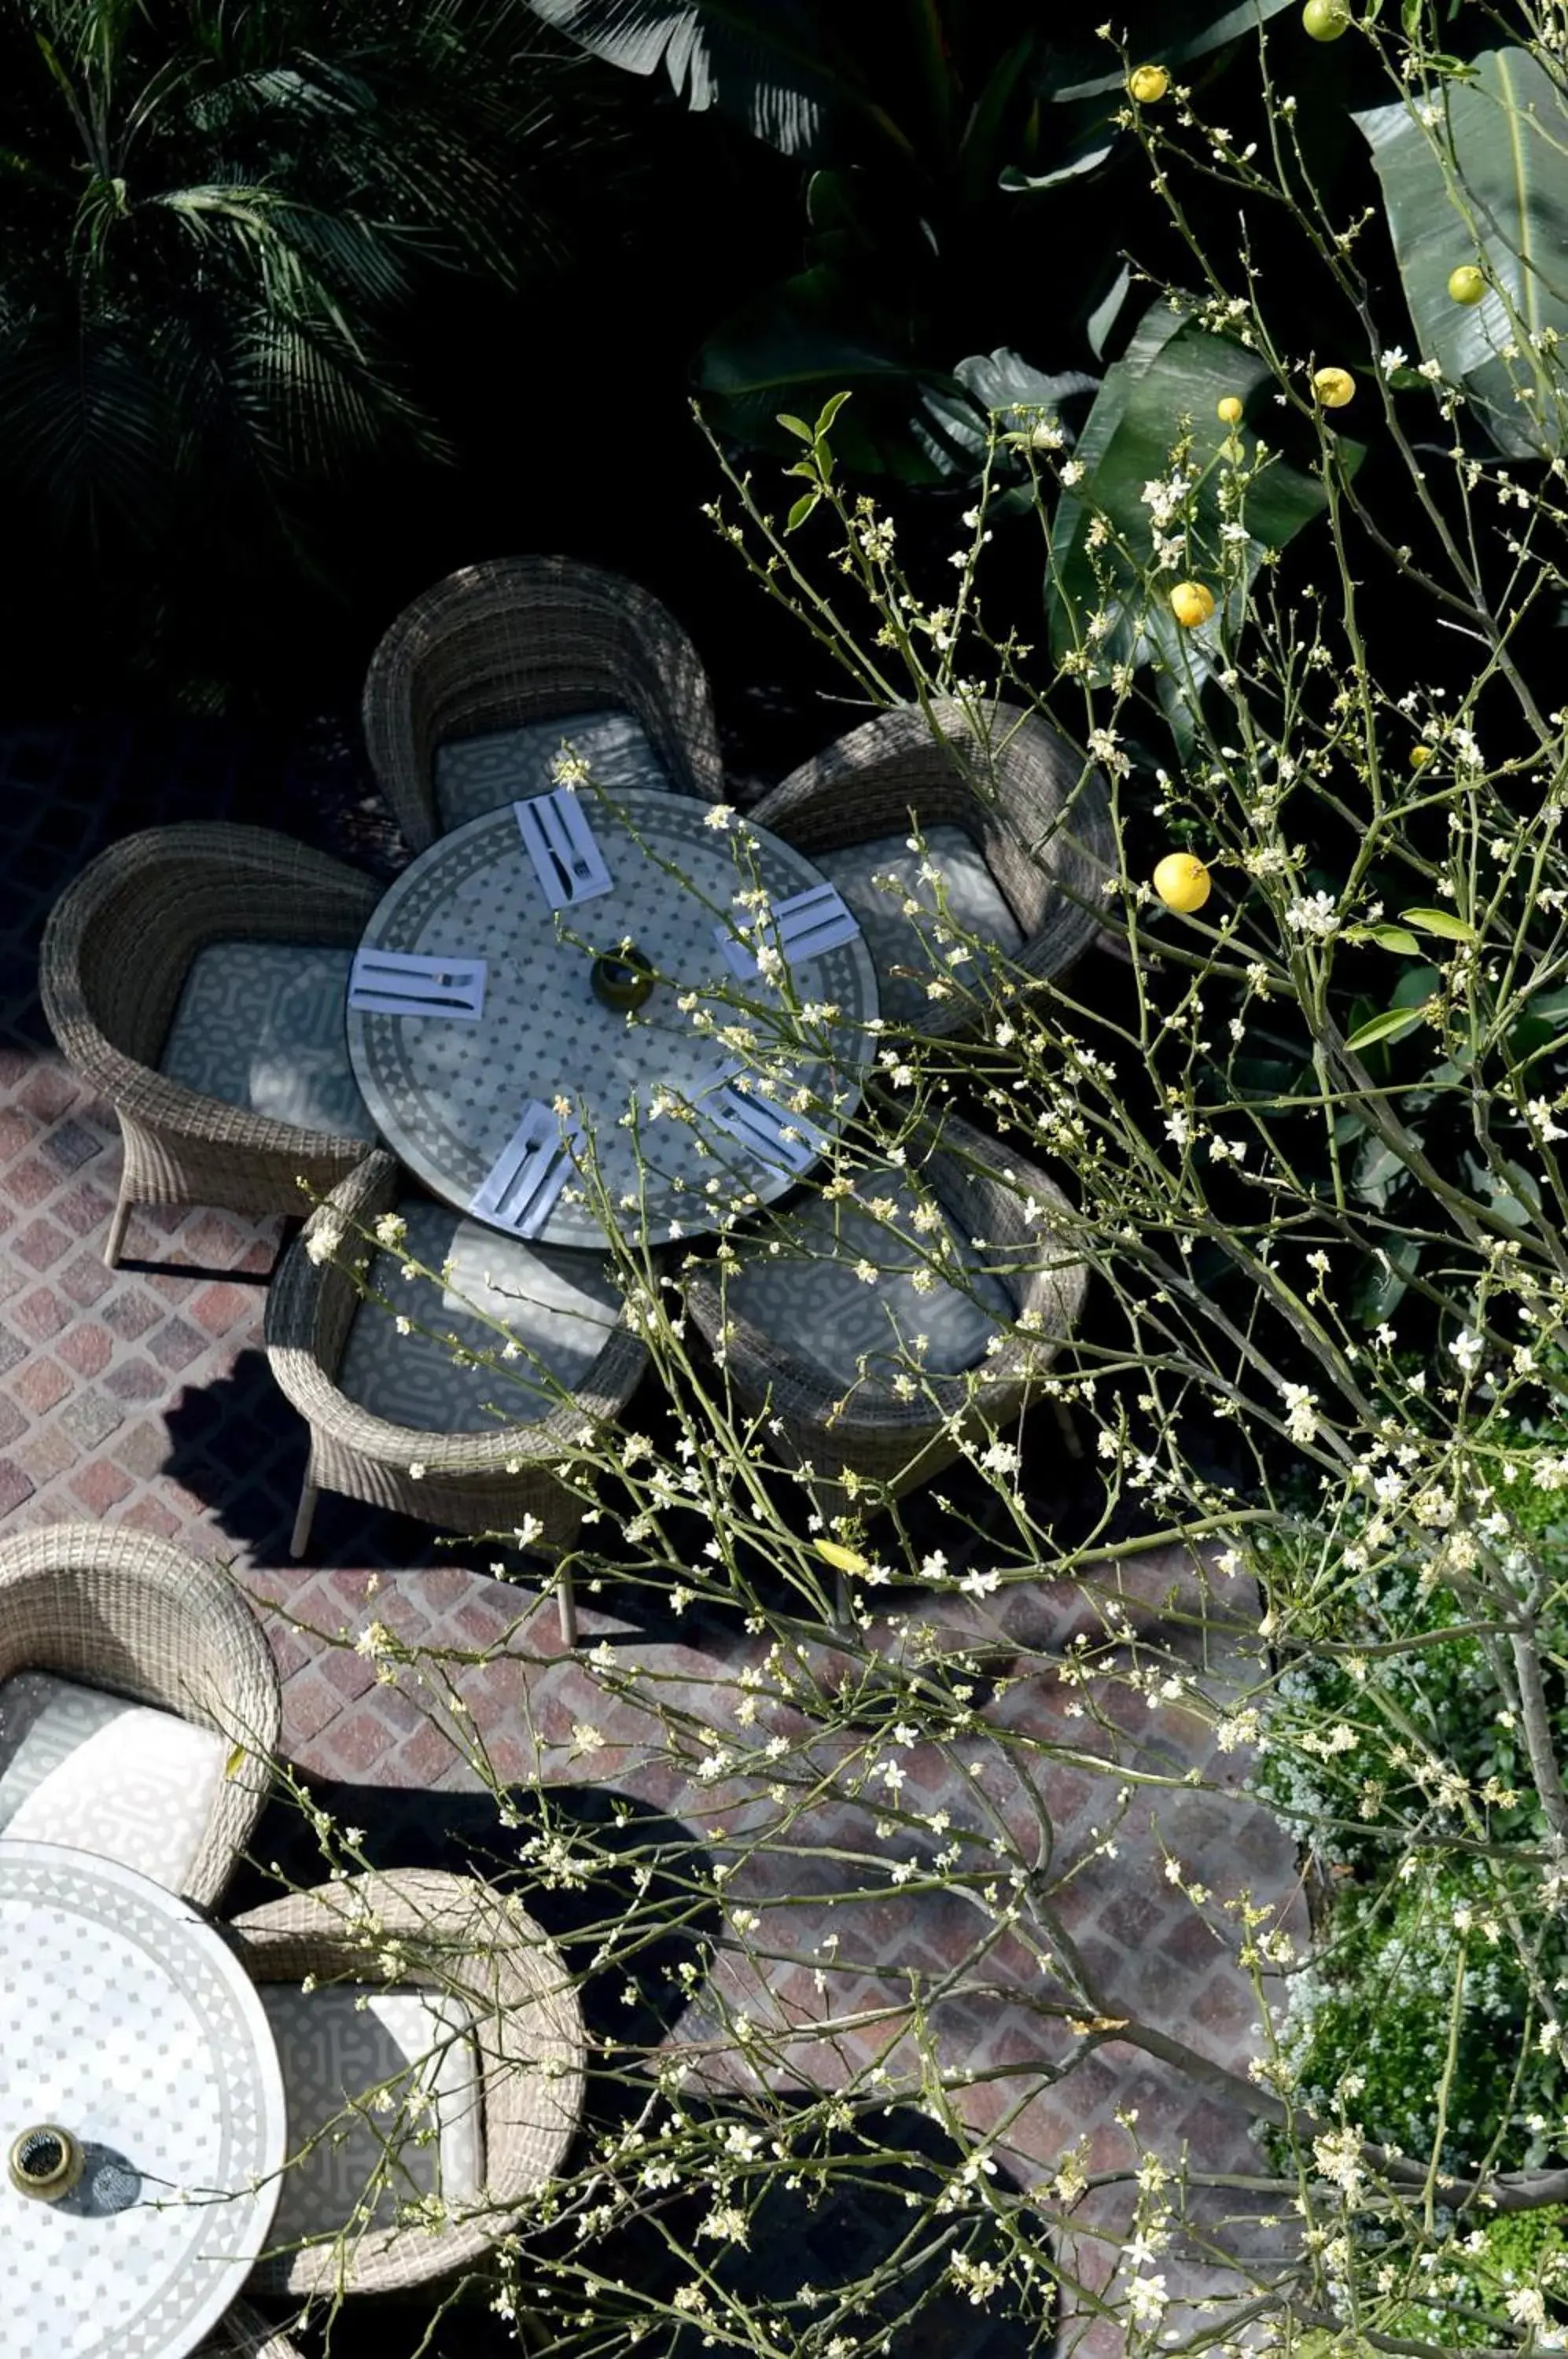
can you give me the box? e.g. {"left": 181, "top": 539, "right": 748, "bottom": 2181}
{"left": 163, "top": 1347, "right": 520, "bottom": 1577}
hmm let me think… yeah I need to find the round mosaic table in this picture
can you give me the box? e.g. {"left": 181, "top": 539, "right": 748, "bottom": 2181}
{"left": 347, "top": 790, "right": 881, "bottom": 1246}
{"left": 0, "top": 1839, "right": 287, "bottom": 2359}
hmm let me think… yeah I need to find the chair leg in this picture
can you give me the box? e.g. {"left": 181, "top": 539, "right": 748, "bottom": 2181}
{"left": 289, "top": 1478, "right": 318, "bottom": 1560}
{"left": 102, "top": 1191, "right": 132, "bottom": 1269}
{"left": 557, "top": 1566, "right": 578, "bottom": 1649}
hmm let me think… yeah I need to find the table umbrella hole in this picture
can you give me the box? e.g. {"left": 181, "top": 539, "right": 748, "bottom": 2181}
{"left": 591, "top": 948, "right": 655, "bottom": 1011}
{"left": 9, "top": 2125, "right": 83, "bottom": 2200}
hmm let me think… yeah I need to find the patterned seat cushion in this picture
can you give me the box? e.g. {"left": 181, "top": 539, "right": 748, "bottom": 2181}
{"left": 160, "top": 941, "right": 377, "bottom": 1140}
{"left": 336, "top": 1198, "right": 623, "bottom": 1433}
{"left": 812, "top": 827, "right": 1025, "bottom": 1025}
{"left": 434, "top": 708, "right": 670, "bottom": 830}
{"left": 725, "top": 1164, "right": 1014, "bottom": 1393}
{"left": 260, "top": 1986, "right": 483, "bottom": 2245}
{"left": 0, "top": 1670, "right": 227, "bottom": 1895}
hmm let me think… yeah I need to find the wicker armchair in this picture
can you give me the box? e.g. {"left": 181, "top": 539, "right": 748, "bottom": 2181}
{"left": 0, "top": 1525, "right": 280, "bottom": 1907}
{"left": 230, "top": 1869, "right": 585, "bottom": 2298}
{"left": 747, "top": 699, "right": 1113, "bottom": 1037}
{"left": 39, "top": 823, "right": 383, "bottom": 1266}
{"left": 361, "top": 554, "right": 726, "bottom": 852}
{"left": 683, "top": 1113, "right": 1086, "bottom": 1559}
{"left": 264, "top": 1153, "right": 649, "bottom": 1643}
{"left": 200, "top": 2301, "right": 304, "bottom": 2358}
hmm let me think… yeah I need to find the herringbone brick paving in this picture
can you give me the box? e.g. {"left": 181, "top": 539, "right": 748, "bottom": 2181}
{"left": 0, "top": 719, "right": 1303, "bottom": 2355}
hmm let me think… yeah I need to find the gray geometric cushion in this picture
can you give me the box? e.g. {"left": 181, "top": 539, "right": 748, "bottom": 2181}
{"left": 434, "top": 708, "right": 670, "bottom": 830}
{"left": 725, "top": 1162, "right": 1014, "bottom": 1391}
{"left": 260, "top": 1986, "right": 482, "bottom": 2245}
{"left": 160, "top": 940, "right": 377, "bottom": 1140}
{"left": 336, "top": 1198, "right": 623, "bottom": 1433}
{"left": 813, "top": 826, "right": 1025, "bottom": 1025}
{"left": 0, "top": 1670, "right": 228, "bottom": 1896}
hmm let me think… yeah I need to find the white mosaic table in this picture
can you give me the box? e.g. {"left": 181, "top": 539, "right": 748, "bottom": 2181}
{"left": 0, "top": 1839, "right": 287, "bottom": 2359}
{"left": 347, "top": 790, "right": 881, "bottom": 1246}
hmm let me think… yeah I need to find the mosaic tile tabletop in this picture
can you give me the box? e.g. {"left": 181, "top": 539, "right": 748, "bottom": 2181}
{"left": 0, "top": 1840, "right": 286, "bottom": 2359}
{"left": 347, "top": 791, "right": 881, "bottom": 1246}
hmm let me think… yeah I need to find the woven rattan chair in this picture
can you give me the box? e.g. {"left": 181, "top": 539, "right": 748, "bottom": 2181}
{"left": 683, "top": 1113, "right": 1086, "bottom": 1574}
{"left": 264, "top": 1152, "right": 649, "bottom": 1643}
{"left": 0, "top": 1525, "right": 280, "bottom": 1907}
{"left": 200, "top": 2301, "right": 304, "bottom": 2358}
{"left": 747, "top": 699, "right": 1113, "bottom": 1037}
{"left": 39, "top": 823, "right": 383, "bottom": 1267}
{"left": 230, "top": 1869, "right": 584, "bottom": 2298}
{"left": 361, "top": 554, "right": 726, "bottom": 852}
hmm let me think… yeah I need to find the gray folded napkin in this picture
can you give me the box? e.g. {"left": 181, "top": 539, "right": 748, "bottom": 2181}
{"left": 348, "top": 948, "right": 486, "bottom": 1020}
{"left": 715, "top": 882, "right": 860, "bottom": 980}
{"left": 469, "top": 1100, "right": 582, "bottom": 1237}
{"left": 515, "top": 791, "right": 613, "bottom": 907}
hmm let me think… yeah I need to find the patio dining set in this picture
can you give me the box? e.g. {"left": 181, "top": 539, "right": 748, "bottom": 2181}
{"left": 5, "top": 553, "right": 1113, "bottom": 2354}
{"left": 37, "top": 554, "right": 1110, "bottom": 1635}
{"left": 0, "top": 1523, "right": 583, "bottom": 2359}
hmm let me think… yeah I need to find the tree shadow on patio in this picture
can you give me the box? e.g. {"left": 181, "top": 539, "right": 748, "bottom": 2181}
{"left": 519, "top": 2094, "right": 1054, "bottom": 2359}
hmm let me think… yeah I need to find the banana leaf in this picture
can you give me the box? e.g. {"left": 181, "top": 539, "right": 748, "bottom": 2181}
{"left": 1354, "top": 48, "right": 1568, "bottom": 462}
{"left": 1044, "top": 304, "right": 1353, "bottom": 743}
{"left": 996, "top": 94, "right": 1119, "bottom": 193}
{"left": 525, "top": 0, "right": 852, "bottom": 155}
{"left": 911, "top": 348, "right": 1099, "bottom": 483}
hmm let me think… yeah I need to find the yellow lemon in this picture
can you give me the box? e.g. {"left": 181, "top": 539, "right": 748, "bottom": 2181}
{"left": 815, "top": 1539, "right": 870, "bottom": 1577}
{"left": 1169, "top": 580, "right": 1216, "bottom": 628}
{"left": 1448, "top": 263, "right": 1485, "bottom": 305}
{"left": 1154, "top": 853, "right": 1213, "bottom": 914}
{"left": 1127, "top": 63, "right": 1169, "bottom": 102}
{"left": 1409, "top": 744, "right": 1434, "bottom": 769}
{"left": 1302, "top": 0, "right": 1350, "bottom": 35}
{"left": 1312, "top": 366, "right": 1356, "bottom": 408}
{"left": 1216, "top": 395, "right": 1244, "bottom": 425}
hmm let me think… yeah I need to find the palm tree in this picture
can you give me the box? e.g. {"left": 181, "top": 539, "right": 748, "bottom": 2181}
{"left": 0, "top": 0, "right": 628, "bottom": 690}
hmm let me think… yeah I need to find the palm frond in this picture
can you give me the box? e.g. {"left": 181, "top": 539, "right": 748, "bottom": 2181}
{"left": 0, "top": 318, "right": 179, "bottom": 550}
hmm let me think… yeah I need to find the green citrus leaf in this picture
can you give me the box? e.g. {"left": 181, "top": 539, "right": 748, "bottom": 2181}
{"left": 1345, "top": 923, "right": 1423, "bottom": 953}
{"left": 1399, "top": 906, "right": 1478, "bottom": 943}
{"left": 786, "top": 491, "right": 820, "bottom": 532}
{"left": 1346, "top": 1003, "right": 1434, "bottom": 1051}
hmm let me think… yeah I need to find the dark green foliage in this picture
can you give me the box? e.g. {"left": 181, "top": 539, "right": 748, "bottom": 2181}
{"left": 534, "top": 0, "right": 1301, "bottom": 478}
{"left": 0, "top": 0, "right": 629, "bottom": 686}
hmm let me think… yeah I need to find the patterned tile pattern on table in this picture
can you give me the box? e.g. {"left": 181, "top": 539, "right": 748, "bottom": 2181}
{"left": 0, "top": 1842, "right": 286, "bottom": 2357}
{"left": 346, "top": 792, "right": 880, "bottom": 1246}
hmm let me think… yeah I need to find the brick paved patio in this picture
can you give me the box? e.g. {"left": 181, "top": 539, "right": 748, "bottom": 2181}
{"left": 0, "top": 719, "right": 1304, "bottom": 2356}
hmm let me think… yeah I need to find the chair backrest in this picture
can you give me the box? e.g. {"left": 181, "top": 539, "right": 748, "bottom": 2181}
{"left": 0, "top": 1523, "right": 278, "bottom": 1745}
{"left": 752, "top": 698, "right": 1113, "bottom": 966}
{"left": 200, "top": 2298, "right": 304, "bottom": 2358}
{"left": 40, "top": 823, "right": 382, "bottom": 1075}
{"left": 361, "top": 555, "right": 724, "bottom": 851}
{"left": 231, "top": 1870, "right": 585, "bottom": 2295}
